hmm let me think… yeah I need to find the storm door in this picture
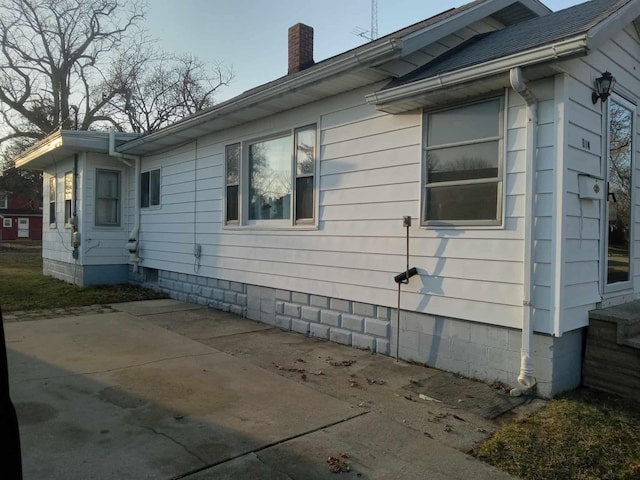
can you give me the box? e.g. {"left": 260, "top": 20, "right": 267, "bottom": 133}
{"left": 17, "top": 218, "right": 28, "bottom": 238}
{"left": 604, "top": 96, "right": 634, "bottom": 290}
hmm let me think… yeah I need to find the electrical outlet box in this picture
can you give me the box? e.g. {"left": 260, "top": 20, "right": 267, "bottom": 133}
{"left": 578, "top": 174, "right": 603, "bottom": 200}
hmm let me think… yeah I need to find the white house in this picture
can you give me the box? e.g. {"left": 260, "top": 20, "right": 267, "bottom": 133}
{"left": 15, "top": 0, "right": 640, "bottom": 397}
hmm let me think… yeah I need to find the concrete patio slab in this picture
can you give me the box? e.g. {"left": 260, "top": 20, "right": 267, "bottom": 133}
{"left": 6, "top": 314, "right": 360, "bottom": 479}
{"left": 5, "top": 300, "right": 523, "bottom": 479}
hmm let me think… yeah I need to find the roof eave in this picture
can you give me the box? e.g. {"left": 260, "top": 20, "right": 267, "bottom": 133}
{"left": 118, "top": 38, "right": 403, "bottom": 154}
{"left": 365, "top": 34, "right": 588, "bottom": 112}
{"left": 14, "top": 131, "right": 64, "bottom": 169}
{"left": 13, "top": 130, "right": 139, "bottom": 170}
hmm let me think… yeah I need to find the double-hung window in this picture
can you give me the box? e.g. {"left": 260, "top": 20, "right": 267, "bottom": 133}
{"left": 49, "top": 176, "right": 56, "bottom": 225}
{"left": 0, "top": 193, "right": 7, "bottom": 209}
{"left": 95, "top": 169, "right": 121, "bottom": 226}
{"left": 423, "top": 98, "right": 503, "bottom": 225}
{"left": 64, "top": 172, "right": 73, "bottom": 226}
{"left": 141, "top": 169, "right": 161, "bottom": 208}
{"left": 225, "top": 124, "right": 317, "bottom": 226}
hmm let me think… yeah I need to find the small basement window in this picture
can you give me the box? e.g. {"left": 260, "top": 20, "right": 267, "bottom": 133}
{"left": 144, "top": 267, "right": 159, "bottom": 284}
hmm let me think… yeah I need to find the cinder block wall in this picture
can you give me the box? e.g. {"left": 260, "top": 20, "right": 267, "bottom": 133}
{"left": 133, "top": 267, "right": 583, "bottom": 398}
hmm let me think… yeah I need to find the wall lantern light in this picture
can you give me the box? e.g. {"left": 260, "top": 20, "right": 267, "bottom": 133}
{"left": 592, "top": 71, "right": 616, "bottom": 104}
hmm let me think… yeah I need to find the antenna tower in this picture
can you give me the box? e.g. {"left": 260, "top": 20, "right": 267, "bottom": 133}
{"left": 371, "top": 0, "right": 378, "bottom": 40}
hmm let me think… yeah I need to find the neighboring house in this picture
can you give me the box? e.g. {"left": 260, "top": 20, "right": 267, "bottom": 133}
{"left": 13, "top": 0, "right": 640, "bottom": 397}
{"left": 0, "top": 191, "right": 42, "bottom": 241}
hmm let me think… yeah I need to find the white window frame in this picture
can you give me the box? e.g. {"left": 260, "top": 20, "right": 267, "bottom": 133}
{"left": 64, "top": 171, "right": 73, "bottom": 227}
{"left": 49, "top": 176, "right": 56, "bottom": 226}
{"left": 224, "top": 123, "right": 318, "bottom": 229}
{"left": 422, "top": 97, "right": 505, "bottom": 227}
{"left": 602, "top": 93, "right": 636, "bottom": 295}
{"left": 95, "top": 169, "right": 121, "bottom": 227}
{"left": 3, "top": 218, "right": 11, "bottom": 228}
{"left": 141, "top": 168, "right": 161, "bottom": 209}
{"left": 0, "top": 193, "right": 7, "bottom": 209}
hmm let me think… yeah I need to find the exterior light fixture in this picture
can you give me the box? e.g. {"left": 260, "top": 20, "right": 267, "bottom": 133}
{"left": 592, "top": 71, "right": 616, "bottom": 104}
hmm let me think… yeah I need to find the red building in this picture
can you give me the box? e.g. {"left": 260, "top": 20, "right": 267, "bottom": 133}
{"left": 0, "top": 192, "right": 42, "bottom": 241}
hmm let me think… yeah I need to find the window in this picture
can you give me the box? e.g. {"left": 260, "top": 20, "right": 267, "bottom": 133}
{"left": 423, "top": 98, "right": 503, "bottom": 225}
{"left": 3, "top": 218, "right": 11, "bottom": 228}
{"left": 64, "top": 172, "right": 73, "bottom": 225}
{"left": 226, "top": 144, "right": 239, "bottom": 222}
{"left": 141, "top": 169, "right": 161, "bottom": 208}
{"left": 95, "top": 169, "right": 120, "bottom": 226}
{"left": 49, "top": 176, "right": 56, "bottom": 225}
{"left": 225, "top": 124, "right": 316, "bottom": 225}
{"left": 0, "top": 193, "right": 6, "bottom": 209}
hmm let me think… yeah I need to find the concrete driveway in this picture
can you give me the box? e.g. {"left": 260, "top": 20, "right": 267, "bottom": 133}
{"left": 5, "top": 299, "right": 518, "bottom": 479}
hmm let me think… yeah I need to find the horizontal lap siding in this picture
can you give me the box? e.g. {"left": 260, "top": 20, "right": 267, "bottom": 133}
{"left": 509, "top": 79, "right": 555, "bottom": 334}
{"left": 559, "top": 26, "right": 640, "bottom": 332}
{"left": 135, "top": 85, "right": 526, "bottom": 329}
{"left": 83, "top": 153, "right": 130, "bottom": 265}
{"left": 43, "top": 161, "right": 75, "bottom": 264}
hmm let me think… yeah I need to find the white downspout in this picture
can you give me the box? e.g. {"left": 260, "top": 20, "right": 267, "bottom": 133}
{"left": 108, "top": 128, "right": 142, "bottom": 267}
{"left": 510, "top": 67, "right": 538, "bottom": 393}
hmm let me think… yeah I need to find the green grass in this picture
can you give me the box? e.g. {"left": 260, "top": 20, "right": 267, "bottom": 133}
{"left": 474, "top": 389, "right": 640, "bottom": 480}
{"left": 0, "top": 242, "right": 167, "bottom": 312}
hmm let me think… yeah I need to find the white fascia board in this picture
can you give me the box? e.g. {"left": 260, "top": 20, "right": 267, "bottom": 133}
{"left": 13, "top": 131, "right": 138, "bottom": 169}
{"left": 587, "top": 0, "right": 640, "bottom": 51}
{"left": 365, "top": 35, "right": 588, "bottom": 107}
{"left": 14, "top": 132, "right": 64, "bottom": 168}
{"left": 118, "top": 39, "right": 403, "bottom": 154}
{"left": 401, "top": 0, "right": 551, "bottom": 56}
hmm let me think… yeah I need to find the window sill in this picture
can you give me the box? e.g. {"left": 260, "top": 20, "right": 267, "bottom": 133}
{"left": 223, "top": 223, "right": 318, "bottom": 232}
{"left": 422, "top": 221, "right": 504, "bottom": 230}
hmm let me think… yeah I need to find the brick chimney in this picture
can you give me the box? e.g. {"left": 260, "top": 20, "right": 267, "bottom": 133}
{"left": 288, "top": 23, "right": 314, "bottom": 74}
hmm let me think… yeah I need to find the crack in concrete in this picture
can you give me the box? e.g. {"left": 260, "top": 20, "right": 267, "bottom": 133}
{"left": 140, "top": 424, "right": 207, "bottom": 464}
{"left": 18, "top": 352, "right": 224, "bottom": 382}
{"left": 252, "top": 452, "right": 295, "bottom": 480}
{"left": 168, "top": 411, "right": 369, "bottom": 480}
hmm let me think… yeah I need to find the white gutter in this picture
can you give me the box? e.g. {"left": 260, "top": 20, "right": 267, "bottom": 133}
{"left": 510, "top": 67, "right": 537, "bottom": 393}
{"left": 119, "top": 38, "right": 402, "bottom": 153}
{"left": 365, "top": 35, "right": 588, "bottom": 108}
{"left": 108, "top": 128, "right": 142, "bottom": 266}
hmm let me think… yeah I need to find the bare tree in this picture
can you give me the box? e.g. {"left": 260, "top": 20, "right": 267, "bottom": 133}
{"left": 0, "top": 0, "right": 146, "bottom": 143}
{"left": 0, "top": 0, "right": 233, "bottom": 146}
{"left": 120, "top": 54, "right": 233, "bottom": 133}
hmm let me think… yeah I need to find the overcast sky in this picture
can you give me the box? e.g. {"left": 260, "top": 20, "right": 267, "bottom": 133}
{"left": 146, "top": 0, "right": 584, "bottom": 101}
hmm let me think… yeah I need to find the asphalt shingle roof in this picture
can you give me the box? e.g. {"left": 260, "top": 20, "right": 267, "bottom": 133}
{"left": 387, "top": 0, "right": 632, "bottom": 88}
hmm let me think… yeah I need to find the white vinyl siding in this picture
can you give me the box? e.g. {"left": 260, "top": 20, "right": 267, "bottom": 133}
{"left": 133, "top": 85, "right": 530, "bottom": 331}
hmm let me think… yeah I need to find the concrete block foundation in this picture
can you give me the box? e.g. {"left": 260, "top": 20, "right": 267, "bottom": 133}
{"left": 132, "top": 267, "right": 584, "bottom": 397}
